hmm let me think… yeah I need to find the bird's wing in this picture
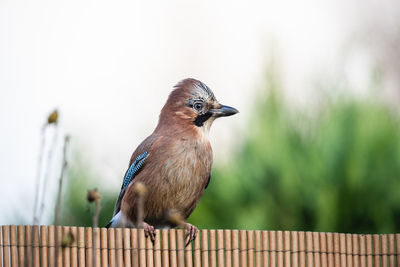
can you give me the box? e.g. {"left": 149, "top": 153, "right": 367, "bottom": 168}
{"left": 121, "top": 151, "right": 149, "bottom": 189}
{"left": 111, "top": 152, "right": 149, "bottom": 217}
{"left": 111, "top": 135, "right": 162, "bottom": 217}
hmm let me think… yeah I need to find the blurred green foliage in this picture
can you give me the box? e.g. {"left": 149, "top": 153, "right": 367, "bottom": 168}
{"left": 60, "top": 75, "right": 400, "bottom": 234}
{"left": 59, "top": 155, "right": 115, "bottom": 227}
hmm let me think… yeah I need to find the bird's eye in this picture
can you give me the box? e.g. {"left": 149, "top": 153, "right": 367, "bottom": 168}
{"left": 193, "top": 102, "right": 204, "bottom": 111}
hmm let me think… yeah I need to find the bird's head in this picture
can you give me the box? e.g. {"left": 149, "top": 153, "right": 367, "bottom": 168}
{"left": 156, "top": 78, "right": 238, "bottom": 135}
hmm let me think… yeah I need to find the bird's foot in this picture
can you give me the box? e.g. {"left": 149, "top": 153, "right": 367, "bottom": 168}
{"left": 143, "top": 222, "right": 156, "bottom": 243}
{"left": 183, "top": 222, "right": 198, "bottom": 246}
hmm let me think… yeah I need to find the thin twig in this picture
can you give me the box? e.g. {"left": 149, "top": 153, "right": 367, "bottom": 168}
{"left": 32, "top": 124, "right": 46, "bottom": 225}
{"left": 93, "top": 198, "right": 101, "bottom": 228}
{"left": 32, "top": 110, "right": 58, "bottom": 267}
{"left": 134, "top": 182, "right": 147, "bottom": 228}
{"left": 87, "top": 189, "right": 102, "bottom": 228}
{"left": 38, "top": 123, "right": 59, "bottom": 223}
{"left": 54, "top": 135, "right": 70, "bottom": 226}
{"left": 87, "top": 189, "right": 101, "bottom": 267}
{"left": 134, "top": 182, "right": 147, "bottom": 257}
{"left": 33, "top": 109, "right": 58, "bottom": 225}
{"left": 93, "top": 228, "right": 97, "bottom": 267}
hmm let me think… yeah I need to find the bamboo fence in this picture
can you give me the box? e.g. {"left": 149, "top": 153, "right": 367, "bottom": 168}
{"left": 0, "top": 225, "right": 399, "bottom": 267}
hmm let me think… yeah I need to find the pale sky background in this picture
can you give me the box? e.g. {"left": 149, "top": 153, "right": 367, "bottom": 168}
{"left": 0, "top": 0, "right": 398, "bottom": 224}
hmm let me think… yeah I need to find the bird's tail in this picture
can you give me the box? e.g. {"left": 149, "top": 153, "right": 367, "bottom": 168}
{"left": 106, "top": 211, "right": 134, "bottom": 228}
{"left": 105, "top": 221, "right": 112, "bottom": 228}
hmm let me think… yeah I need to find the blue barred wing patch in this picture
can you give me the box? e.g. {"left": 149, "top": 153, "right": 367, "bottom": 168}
{"left": 122, "top": 151, "right": 149, "bottom": 189}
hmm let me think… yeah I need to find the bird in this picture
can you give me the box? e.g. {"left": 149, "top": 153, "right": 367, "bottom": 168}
{"left": 106, "top": 78, "right": 238, "bottom": 244}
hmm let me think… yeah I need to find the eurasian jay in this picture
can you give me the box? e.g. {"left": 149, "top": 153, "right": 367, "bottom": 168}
{"left": 107, "top": 78, "right": 238, "bottom": 244}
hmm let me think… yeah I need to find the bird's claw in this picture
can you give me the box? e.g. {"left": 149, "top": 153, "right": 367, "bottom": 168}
{"left": 184, "top": 223, "right": 198, "bottom": 247}
{"left": 143, "top": 222, "right": 156, "bottom": 244}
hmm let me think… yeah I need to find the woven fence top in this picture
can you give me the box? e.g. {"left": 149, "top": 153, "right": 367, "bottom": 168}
{"left": 0, "top": 225, "right": 399, "bottom": 267}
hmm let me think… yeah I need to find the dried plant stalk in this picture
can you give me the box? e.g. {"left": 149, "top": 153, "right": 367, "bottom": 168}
{"left": 54, "top": 135, "right": 70, "bottom": 226}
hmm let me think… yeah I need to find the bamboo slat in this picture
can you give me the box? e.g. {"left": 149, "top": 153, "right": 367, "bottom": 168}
{"left": 70, "top": 227, "right": 78, "bottom": 267}
{"left": 146, "top": 231, "right": 154, "bottom": 267}
{"left": 55, "top": 226, "right": 63, "bottom": 267}
{"left": 396, "top": 234, "right": 400, "bottom": 267}
{"left": 217, "top": 230, "right": 224, "bottom": 267}
{"left": 209, "top": 230, "right": 216, "bottom": 267}
{"left": 381, "top": 234, "right": 388, "bottom": 267}
{"left": 25, "top": 226, "right": 33, "bottom": 267}
{"left": 284, "top": 231, "right": 290, "bottom": 267}
{"left": 298, "top": 232, "right": 305, "bottom": 267}
{"left": 77, "top": 227, "right": 85, "bottom": 267}
{"left": 201, "top": 229, "right": 209, "bottom": 267}
{"left": 48, "top": 226, "right": 55, "bottom": 267}
{"left": 388, "top": 234, "right": 395, "bottom": 267}
{"left": 239, "top": 230, "right": 247, "bottom": 267}
{"left": 312, "top": 232, "right": 320, "bottom": 267}
{"left": 85, "top": 227, "right": 93, "bottom": 267}
{"left": 108, "top": 228, "right": 116, "bottom": 267}
{"left": 32, "top": 226, "right": 40, "bottom": 267}
{"left": 131, "top": 229, "right": 139, "bottom": 267}
{"left": 93, "top": 227, "right": 101, "bottom": 267}
{"left": 254, "top": 231, "right": 261, "bottom": 267}
{"left": 366, "top": 234, "right": 373, "bottom": 267}
{"left": 359, "top": 235, "right": 366, "bottom": 267}
{"left": 2, "top": 226, "right": 10, "bottom": 267}
{"left": 305, "top": 232, "right": 313, "bottom": 267}
{"left": 169, "top": 229, "right": 177, "bottom": 267}
{"left": 269, "top": 231, "right": 276, "bottom": 267}
{"left": 373, "top": 234, "right": 380, "bottom": 267}
{"left": 184, "top": 231, "right": 193, "bottom": 267}
{"left": 63, "top": 227, "right": 71, "bottom": 267}
{"left": 326, "top": 233, "right": 334, "bottom": 267}
{"left": 100, "top": 228, "right": 108, "bottom": 267}
{"left": 123, "top": 229, "right": 132, "bottom": 267}
{"left": 351, "top": 234, "right": 359, "bottom": 267}
{"left": 114, "top": 228, "right": 123, "bottom": 267}
{"left": 261, "top": 231, "right": 268, "bottom": 267}
{"left": 138, "top": 229, "right": 146, "bottom": 267}
{"left": 333, "top": 233, "right": 340, "bottom": 267}
{"left": 10, "top": 225, "right": 18, "bottom": 267}
{"left": 39, "top": 225, "right": 48, "bottom": 267}
{"left": 319, "top": 232, "right": 327, "bottom": 267}
{"left": 154, "top": 229, "right": 161, "bottom": 267}
{"left": 247, "top": 230, "right": 254, "bottom": 267}
{"left": 0, "top": 227, "right": 3, "bottom": 267}
{"left": 346, "top": 233, "right": 352, "bottom": 267}
{"left": 176, "top": 230, "right": 184, "bottom": 267}
{"left": 17, "top": 225, "right": 25, "bottom": 267}
{"left": 193, "top": 230, "right": 201, "bottom": 267}
{"left": 154, "top": 230, "right": 162, "bottom": 267}
{"left": 232, "top": 230, "right": 239, "bottom": 267}
{"left": 291, "top": 231, "right": 299, "bottom": 267}
{"left": 161, "top": 229, "right": 169, "bottom": 267}
{"left": 339, "top": 233, "right": 346, "bottom": 267}
{"left": 277, "top": 231, "right": 283, "bottom": 267}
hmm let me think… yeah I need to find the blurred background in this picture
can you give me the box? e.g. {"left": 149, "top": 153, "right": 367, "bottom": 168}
{"left": 1, "top": 0, "right": 400, "bottom": 233}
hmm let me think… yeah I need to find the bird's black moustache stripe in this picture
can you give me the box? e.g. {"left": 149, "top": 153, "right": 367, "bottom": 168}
{"left": 194, "top": 112, "right": 212, "bottom": 127}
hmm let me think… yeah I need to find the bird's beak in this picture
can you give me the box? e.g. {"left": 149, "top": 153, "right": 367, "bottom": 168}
{"left": 210, "top": 104, "right": 239, "bottom": 117}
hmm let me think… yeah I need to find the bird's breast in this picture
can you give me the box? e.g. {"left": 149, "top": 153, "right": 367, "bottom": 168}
{"left": 162, "top": 138, "right": 212, "bottom": 186}
{"left": 146, "top": 137, "right": 213, "bottom": 220}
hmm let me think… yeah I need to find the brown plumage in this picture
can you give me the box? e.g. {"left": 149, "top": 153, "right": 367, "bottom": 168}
{"left": 107, "top": 78, "right": 238, "bottom": 244}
